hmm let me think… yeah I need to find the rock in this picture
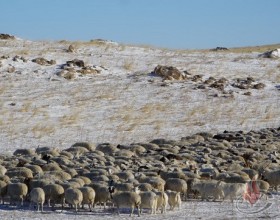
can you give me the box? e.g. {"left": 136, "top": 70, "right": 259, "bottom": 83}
{"left": 210, "top": 81, "right": 225, "bottom": 91}
{"left": 0, "top": 33, "right": 15, "bottom": 40}
{"left": 243, "top": 91, "right": 252, "bottom": 96}
{"left": 77, "top": 66, "right": 101, "bottom": 74}
{"left": 66, "top": 59, "right": 85, "bottom": 68}
{"left": 191, "top": 75, "right": 203, "bottom": 82}
{"left": 153, "top": 65, "right": 186, "bottom": 80}
{"left": 204, "top": 77, "right": 216, "bottom": 85}
{"left": 13, "top": 55, "right": 27, "bottom": 62}
{"left": 259, "top": 49, "right": 280, "bottom": 58}
{"left": 253, "top": 83, "right": 265, "bottom": 89}
{"left": 0, "top": 55, "right": 9, "bottom": 60}
{"left": 7, "top": 66, "right": 15, "bottom": 73}
{"left": 32, "top": 57, "right": 56, "bottom": 66}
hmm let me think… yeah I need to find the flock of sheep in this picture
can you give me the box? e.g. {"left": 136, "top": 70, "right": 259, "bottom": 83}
{"left": 0, "top": 127, "right": 280, "bottom": 216}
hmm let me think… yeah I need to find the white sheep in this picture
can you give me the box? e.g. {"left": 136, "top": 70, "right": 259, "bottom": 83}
{"left": 29, "top": 187, "right": 45, "bottom": 212}
{"left": 191, "top": 179, "right": 224, "bottom": 201}
{"left": 147, "top": 177, "right": 165, "bottom": 192}
{"left": 152, "top": 190, "right": 168, "bottom": 214}
{"left": 65, "top": 188, "right": 83, "bottom": 212}
{"left": 43, "top": 183, "right": 65, "bottom": 209}
{"left": 217, "top": 181, "right": 247, "bottom": 202}
{"left": 0, "top": 165, "right": 7, "bottom": 176}
{"left": 165, "top": 178, "right": 188, "bottom": 201}
{"left": 136, "top": 189, "right": 157, "bottom": 214}
{"left": 79, "top": 186, "right": 95, "bottom": 211}
{"left": 165, "top": 190, "right": 181, "bottom": 210}
{"left": 109, "top": 186, "right": 141, "bottom": 217}
{"left": 7, "top": 182, "right": 28, "bottom": 206}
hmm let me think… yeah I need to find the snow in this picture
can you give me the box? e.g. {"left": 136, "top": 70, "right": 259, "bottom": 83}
{"left": 0, "top": 38, "right": 280, "bottom": 219}
{"left": 0, "top": 196, "right": 279, "bottom": 219}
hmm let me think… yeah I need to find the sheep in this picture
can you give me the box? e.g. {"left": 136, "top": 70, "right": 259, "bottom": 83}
{"left": 152, "top": 190, "right": 168, "bottom": 214}
{"left": 42, "top": 170, "right": 71, "bottom": 182}
{"left": 13, "top": 149, "right": 35, "bottom": 156}
{"left": 78, "top": 186, "right": 95, "bottom": 211}
{"left": 115, "top": 171, "right": 134, "bottom": 181}
{"left": 28, "top": 179, "right": 51, "bottom": 192}
{"left": 165, "top": 178, "right": 188, "bottom": 201}
{"left": 261, "top": 169, "right": 280, "bottom": 192}
{"left": 24, "top": 164, "right": 44, "bottom": 176}
{"left": 7, "top": 182, "right": 28, "bottom": 206}
{"left": 165, "top": 190, "right": 181, "bottom": 210}
{"left": 6, "top": 167, "right": 33, "bottom": 179}
{"left": 64, "top": 188, "right": 83, "bottom": 212}
{"left": 43, "top": 183, "right": 65, "bottom": 209}
{"left": 29, "top": 187, "right": 45, "bottom": 212}
{"left": 42, "top": 162, "right": 62, "bottom": 172}
{"left": 0, "top": 175, "right": 10, "bottom": 183}
{"left": 0, "top": 165, "right": 7, "bottom": 175}
{"left": 191, "top": 179, "right": 224, "bottom": 201}
{"left": 159, "top": 170, "right": 186, "bottom": 181}
{"left": 0, "top": 180, "right": 7, "bottom": 204}
{"left": 135, "top": 189, "right": 157, "bottom": 214}
{"left": 91, "top": 185, "right": 111, "bottom": 209}
{"left": 78, "top": 176, "right": 91, "bottom": 185}
{"left": 111, "top": 182, "right": 134, "bottom": 192}
{"left": 138, "top": 183, "right": 153, "bottom": 191}
{"left": 71, "top": 142, "right": 96, "bottom": 152}
{"left": 69, "top": 178, "right": 85, "bottom": 187}
{"left": 255, "top": 180, "right": 270, "bottom": 194}
{"left": 147, "top": 177, "right": 165, "bottom": 192}
{"left": 108, "top": 186, "right": 141, "bottom": 217}
{"left": 217, "top": 181, "right": 247, "bottom": 202}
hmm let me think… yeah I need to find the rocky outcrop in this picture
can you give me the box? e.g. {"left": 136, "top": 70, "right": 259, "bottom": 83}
{"left": 259, "top": 49, "right": 280, "bottom": 58}
{"left": 32, "top": 58, "right": 56, "bottom": 66}
{"left": 0, "top": 34, "right": 15, "bottom": 40}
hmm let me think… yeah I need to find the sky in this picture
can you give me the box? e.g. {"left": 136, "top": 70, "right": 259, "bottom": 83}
{"left": 1, "top": 0, "right": 280, "bottom": 49}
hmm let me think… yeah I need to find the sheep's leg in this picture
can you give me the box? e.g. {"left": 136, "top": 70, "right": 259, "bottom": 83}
{"left": 137, "top": 205, "right": 140, "bottom": 217}
{"left": 41, "top": 201, "right": 44, "bottom": 212}
{"left": 37, "top": 202, "right": 40, "bottom": 212}
{"left": 117, "top": 205, "right": 120, "bottom": 215}
{"left": 130, "top": 206, "right": 134, "bottom": 217}
{"left": 47, "top": 199, "right": 51, "bottom": 207}
{"left": 29, "top": 200, "right": 32, "bottom": 210}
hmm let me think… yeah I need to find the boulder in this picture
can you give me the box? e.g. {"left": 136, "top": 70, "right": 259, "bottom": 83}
{"left": 153, "top": 65, "right": 186, "bottom": 80}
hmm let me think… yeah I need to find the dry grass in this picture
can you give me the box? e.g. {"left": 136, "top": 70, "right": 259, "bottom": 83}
{"left": 31, "top": 122, "right": 55, "bottom": 138}
{"left": 229, "top": 44, "right": 280, "bottom": 53}
{"left": 123, "top": 60, "right": 134, "bottom": 71}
